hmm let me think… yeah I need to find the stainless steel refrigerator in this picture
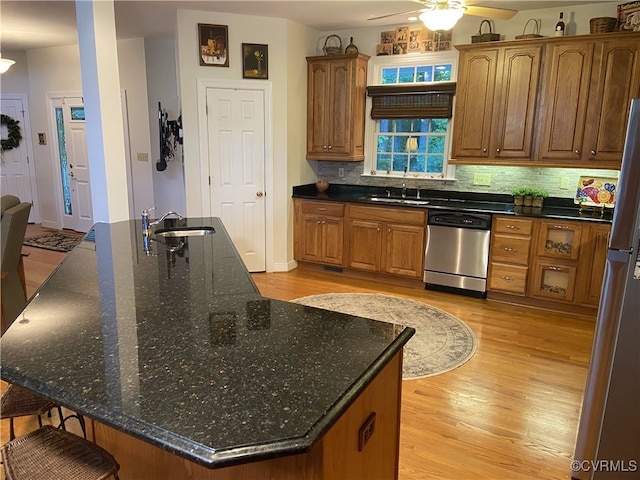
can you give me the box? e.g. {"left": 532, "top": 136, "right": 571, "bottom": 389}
{"left": 573, "top": 99, "right": 640, "bottom": 479}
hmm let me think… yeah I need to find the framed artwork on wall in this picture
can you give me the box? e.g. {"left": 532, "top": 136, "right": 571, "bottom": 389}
{"left": 242, "top": 43, "right": 268, "bottom": 79}
{"left": 198, "top": 24, "right": 229, "bottom": 67}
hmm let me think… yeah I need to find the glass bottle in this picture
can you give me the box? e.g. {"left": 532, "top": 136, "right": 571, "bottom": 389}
{"left": 555, "top": 12, "right": 565, "bottom": 36}
{"left": 345, "top": 37, "right": 358, "bottom": 54}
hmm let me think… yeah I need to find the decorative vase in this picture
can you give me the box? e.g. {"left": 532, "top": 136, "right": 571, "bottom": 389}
{"left": 532, "top": 196, "right": 544, "bottom": 208}
{"left": 513, "top": 195, "right": 524, "bottom": 206}
{"left": 316, "top": 179, "right": 329, "bottom": 192}
{"left": 523, "top": 195, "right": 533, "bottom": 207}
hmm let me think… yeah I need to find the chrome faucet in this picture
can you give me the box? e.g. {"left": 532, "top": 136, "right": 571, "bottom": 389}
{"left": 142, "top": 208, "right": 183, "bottom": 234}
{"left": 401, "top": 183, "right": 407, "bottom": 198}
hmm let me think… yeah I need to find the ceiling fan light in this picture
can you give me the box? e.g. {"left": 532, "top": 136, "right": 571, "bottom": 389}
{"left": 419, "top": 6, "right": 464, "bottom": 31}
{"left": 0, "top": 57, "right": 16, "bottom": 73}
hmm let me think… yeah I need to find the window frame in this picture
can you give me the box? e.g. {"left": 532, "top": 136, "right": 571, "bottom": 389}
{"left": 364, "top": 51, "right": 458, "bottom": 180}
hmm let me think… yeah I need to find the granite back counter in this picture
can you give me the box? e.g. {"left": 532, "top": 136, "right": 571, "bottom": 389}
{"left": 0, "top": 218, "right": 414, "bottom": 479}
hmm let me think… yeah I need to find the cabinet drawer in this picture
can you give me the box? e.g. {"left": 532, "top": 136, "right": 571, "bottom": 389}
{"left": 301, "top": 201, "right": 345, "bottom": 217}
{"left": 493, "top": 217, "right": 533, "bottom": 235}
{"left": 491, "top": 234, "right": 531, "bottom": 265}
{"left": 348, "top": 204, "right": 426, "bottom": 225}
{"left": 488, "top": 263, "right": 528, "bottom": 295}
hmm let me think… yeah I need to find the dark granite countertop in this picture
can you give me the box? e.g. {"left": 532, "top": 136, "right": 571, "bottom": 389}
{"left": 0, "top": 218, "right": 414, "bottom": 468}
{"left": 293, "top": 184, "right": 614, "bottom": 223}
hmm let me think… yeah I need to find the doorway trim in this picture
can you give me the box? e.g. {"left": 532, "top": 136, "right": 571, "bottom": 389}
{"left": 196, "top": 78, "right": 274, "bottom": 272}
{"left": 1, "top": 93, "right": 41, "bottom": 224}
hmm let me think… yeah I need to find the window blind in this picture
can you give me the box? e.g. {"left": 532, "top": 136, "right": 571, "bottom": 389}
{"left": 366, "top": 82, "right": 456, "bottom": 119}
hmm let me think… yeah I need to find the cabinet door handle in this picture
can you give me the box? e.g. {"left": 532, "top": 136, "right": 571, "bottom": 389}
{"left": 377, "top": 227, "right": 381, "bottom": 233}
{"left": 506, "top": 225, "right": 520, "bottom": 230}
{"left": 323, "top": 145, "right": 327, "bottom": 150}
{"left": 496, "top": 148, "right": 501, "bottom": 153}
{"left": 503, "top": 247, "right": 517, "bottom": 252}
{"left": 317, "top": 220, "right": 321, "bottom": 224}
{"left": 553, "top": 225, "right": 569, "bottom": 229}
{"left": 591, "top": 150, "right": 597, "bottom": 156}
{"left": 482, "top": 148, "right": 487, "bottom": 153}
{"left": 501, "top": 276, "right": 514, "bottom": 281}
{"left": 388, "top": 228, "right": 391, "bottom": 233}
{"left": 575, "top": 149, "right": 581, "bottom": 155}
{"left": 328, "top": 145, "right": 332, "bottom": 150}
{"left": 548, "top": 266, "right": 565, "bottom": 272}
{"left": 318, "top": 208, "right": 326, "bottom": 211}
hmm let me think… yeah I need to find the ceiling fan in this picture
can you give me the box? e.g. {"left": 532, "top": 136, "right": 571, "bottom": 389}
{"left": 368, "top": 0, "right": 517, "bottom": 31}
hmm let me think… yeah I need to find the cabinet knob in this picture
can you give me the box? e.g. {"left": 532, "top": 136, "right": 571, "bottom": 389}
{"left": 328, "top": 145, "right": 332, "bottom": 150}
{"left": 482, "top": 148, "right": 487, "bottom": 153}
{"left": 548, "top": 266, "right": 564, "bottom": 272}
{"left": 506, "top": 225, "right": 520, "bottom": 230}
{"left": 388, "top": 228, "right": 391, "bottom": 233}
{"left": 496, "top": 148, "right": 501, "bottom": 153}
{"left": 317, "top": 220, "right": 321, "bottom": 224}
{"left": 377, "top": 227, "right": 381, "bottom": 233}
{"left": 591, "top": 150, "right": 597, "bottom": 156}
{"left": 575, "top": 149, "right": 581, "bottom": 155}
{"left": 553, "top": 225, "right": 568, "bottom": 229}
{"left": 323, "top": 145, "right": 327, "bottom": 150}
{"left": 503, "top": 247, "right": 517, "bottom": 252}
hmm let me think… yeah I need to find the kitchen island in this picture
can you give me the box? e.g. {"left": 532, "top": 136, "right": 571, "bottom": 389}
{"left": 0, "top": 218, "right": 414, "bottom": 479}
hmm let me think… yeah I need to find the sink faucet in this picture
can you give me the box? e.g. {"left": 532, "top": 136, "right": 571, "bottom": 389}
{"left": 142, "top": 208, "right": 183, "bottom": 234}
{"left": 401, "top": 183, "right": 407, "bottom": 198}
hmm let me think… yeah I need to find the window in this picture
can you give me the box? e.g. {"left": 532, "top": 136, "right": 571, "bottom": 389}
{"left": 366, "top": 53, "right": 457, "bottom": 179}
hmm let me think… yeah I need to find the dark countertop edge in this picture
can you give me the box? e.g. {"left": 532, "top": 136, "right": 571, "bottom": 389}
{"left": 1, "top": 327, "right": 416, "bottom": 470}
{"left": 292, "top": 184, "right": 614, "bottom": 224}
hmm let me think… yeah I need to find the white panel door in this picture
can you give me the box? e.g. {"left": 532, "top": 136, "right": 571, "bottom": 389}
{"left": 1, "top": 97, "right": 36, "bottom": 222}
{"left": 206, "top": 87, "right": 266, "bottom": 272}
{"left": 52, "top": 97, "right": 93, "bottom": 232}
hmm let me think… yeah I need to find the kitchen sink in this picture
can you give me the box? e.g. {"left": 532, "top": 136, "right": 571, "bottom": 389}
{"left": 366, "top": 197, "right": 430, "bottom": 206}
{"left": 155, "top": 226, "right": 216, "bottom": 237}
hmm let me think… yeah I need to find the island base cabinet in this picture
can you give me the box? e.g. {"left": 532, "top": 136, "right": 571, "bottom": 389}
{"left": 89, "top": 351, "right": 403, "bottom": 480}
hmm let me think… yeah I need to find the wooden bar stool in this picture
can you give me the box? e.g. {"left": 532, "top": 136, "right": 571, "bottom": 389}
{"left": 1, "top": 425, "right": 120, "bottom": 480}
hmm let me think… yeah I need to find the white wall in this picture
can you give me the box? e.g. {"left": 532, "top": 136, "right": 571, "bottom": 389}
{"left": 26, "top": 44, "right": 83, "bottom": 228}
{"left": 145, "top": 36, "right": 185, "bottom": 215}
{"left": 117, "top": 37, "right": 155, "bottom": 218}
{"left": 21, "top": 40, "right": 154, "bottom": 228}
{"left": 175, "top": 9, "right": 316, "bottom": 271}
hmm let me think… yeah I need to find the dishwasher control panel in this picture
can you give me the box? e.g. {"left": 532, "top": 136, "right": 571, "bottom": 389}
{"left": 428, "top": 211, "right": 492, "bottom": 230}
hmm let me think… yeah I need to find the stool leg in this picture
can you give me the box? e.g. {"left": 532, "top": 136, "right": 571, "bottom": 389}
{"left": 9, "top": 418, "right": 15, "bottom": 440}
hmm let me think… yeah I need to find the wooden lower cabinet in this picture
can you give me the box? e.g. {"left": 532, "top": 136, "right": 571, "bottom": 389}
{"left": 89, "top": 351, "right": 404, "bottom": 480}
{"left": 294, "top": 199, "right": 345, "bottom": 266}
{"left": 488, "top": 215, "right": 610, "bottom": 314}
{"left": 347, "top": 205, "right": 426, "bottom": 279}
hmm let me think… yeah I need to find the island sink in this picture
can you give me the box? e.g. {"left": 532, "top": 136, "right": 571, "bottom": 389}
{"left": 154, "top": 226, "right": 216, "bottom": 237}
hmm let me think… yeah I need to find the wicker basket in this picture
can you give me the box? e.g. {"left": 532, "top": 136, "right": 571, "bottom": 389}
{"left": 471, "top": 20, "right": 500, "bottom": 43}
{"left": 515, "top": 19, "right": 544, "bottom": 39}
{"left": 590, "top": 17, "right": 617, "bottom": 34}
{"left": 323, "top": 35, "right": 342, "bottom": 55}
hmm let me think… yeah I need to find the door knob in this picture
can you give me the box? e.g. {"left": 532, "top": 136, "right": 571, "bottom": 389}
{"left": 256, "top": 191, "right": 264, "bottom": 197}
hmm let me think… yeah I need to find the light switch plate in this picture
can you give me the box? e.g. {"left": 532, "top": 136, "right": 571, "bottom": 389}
{"left": 473, "top": 173, "right": 491, "bottom": 186}
{"left": 137, "top": 152, "right": 149, "bottom": 162}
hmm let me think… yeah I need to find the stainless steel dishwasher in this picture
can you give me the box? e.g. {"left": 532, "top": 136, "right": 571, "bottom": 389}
{"left": 424, "top": 211, "right": 492, "bottom": 296}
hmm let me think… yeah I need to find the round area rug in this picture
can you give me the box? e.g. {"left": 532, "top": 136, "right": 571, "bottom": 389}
{"left": 292, "top": 293, "right": 477, "bottom": 380}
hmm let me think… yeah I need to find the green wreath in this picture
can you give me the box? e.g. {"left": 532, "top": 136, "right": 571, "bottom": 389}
{"left": 1, "top": 114, "right": 23, "bottom": 151}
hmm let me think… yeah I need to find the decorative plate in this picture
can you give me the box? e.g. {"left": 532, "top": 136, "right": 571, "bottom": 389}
{"left": 575, "top": 176, "right": 618, "bottom": 208}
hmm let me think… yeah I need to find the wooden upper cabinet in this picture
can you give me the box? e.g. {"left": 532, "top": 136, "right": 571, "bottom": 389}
{"left": 536, "top": 41, "right": 594, "bottom": 164}
{"left": 306, "top": 53, "right": 369, "bottom": 161}
{"left": 452, "top": 44, "right": 542, "bottom": 162}
{"left": 537, "top": 33, "right": 640, "bottom": 167}
{"left": 453, "top": 32, "right": 640, "bottom": 169}
{"left": 583, "top": 37, "right": 640, "bottom": 167}
{"left": 451, "top": 47, "right": 499, "bottom": 159}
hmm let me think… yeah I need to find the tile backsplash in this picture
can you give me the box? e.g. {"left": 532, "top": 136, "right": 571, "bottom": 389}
{"left": 315, "top": 161, "right": 620, "bottom": 199}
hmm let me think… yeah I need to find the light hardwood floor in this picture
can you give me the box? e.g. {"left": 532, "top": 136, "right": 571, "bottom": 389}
{"left": 3, "top": 225, "right": 595, "bottom": 479}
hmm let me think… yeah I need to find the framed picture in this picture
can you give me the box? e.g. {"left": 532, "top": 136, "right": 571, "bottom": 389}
{"left": 198, "top": 24, "right": 229, "bottom": 67}
{"left": 242, "top": 43, "right": 268, "bottom": 79}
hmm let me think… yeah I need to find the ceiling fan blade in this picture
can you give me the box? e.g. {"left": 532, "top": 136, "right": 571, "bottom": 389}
{"left": 464, "top": 5, "right": 517, "bottom": 20}
{"left": 368, "top": 8, "right": 422, "bottom": 21}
